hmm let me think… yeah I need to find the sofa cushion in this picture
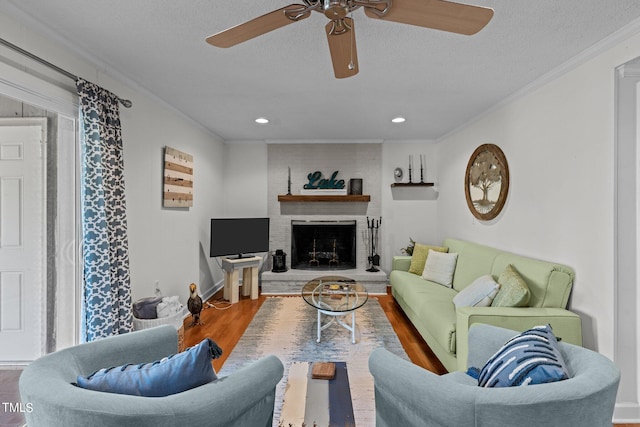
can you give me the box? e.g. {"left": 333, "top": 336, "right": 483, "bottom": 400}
{"left": 408, "top": 244, "right": 448, "bottom": 275}
{"left": 492, "top": 264, "right": 531, "bottom": 307}
{"left": 490, "top": 254, "right": 574, "bottom": 308}
{"left": 391, "top": 271, "right": 458, "bottom": 354}
{"left": 453, "top": 275, "right": 500, "bottom": 308}
{"left": 390, "top": 270, "right": 428, "bottom": 301}
{"left": 391, "top": 271, "right": 457, "bottom": 303}
{"left": 415, "top": 297, "right": 457, "bottom": 354}
{"left": 444, "top": 239, "right": 502, "bottom": 292}
{"left": 422, "top": 250, "right": 458, "bottom": 288}
{"left": 76, "top": 337, "right": 222, "bottom": 396}
{"left": 477, "top": 325, "right": 569, "bottom": 387}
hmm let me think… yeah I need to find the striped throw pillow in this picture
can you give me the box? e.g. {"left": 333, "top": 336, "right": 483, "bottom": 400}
{"left": 477, "top": 325, "right": 569, "bottom": 387}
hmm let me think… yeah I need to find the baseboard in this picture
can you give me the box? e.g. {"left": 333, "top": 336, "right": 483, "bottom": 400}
{"left": 261, "top": 291, "right": 300, "bottom": 296}
{"left": 202, "top": 279, "right": 224, "bottom": 302}
{"left": 614, "top": 402, "right": 640, "bottom": 423}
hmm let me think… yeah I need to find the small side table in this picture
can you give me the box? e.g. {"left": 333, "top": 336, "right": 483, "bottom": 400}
{"left": 221, "top": 256, "right": 261, "bottom": 304}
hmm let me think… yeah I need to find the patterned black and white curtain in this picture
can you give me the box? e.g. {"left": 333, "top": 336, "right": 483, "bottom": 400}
{"left": 77, "top": 78, "right": 132, "bottom": 342}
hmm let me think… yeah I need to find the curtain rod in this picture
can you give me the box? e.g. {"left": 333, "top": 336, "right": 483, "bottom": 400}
{"left": 0, "top": 37, "right": 132, "bottom": 108}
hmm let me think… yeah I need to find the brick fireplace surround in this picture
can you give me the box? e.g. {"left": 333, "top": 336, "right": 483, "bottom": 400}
{"left": 262, "top": 143, "right": 388, "bottom": 294}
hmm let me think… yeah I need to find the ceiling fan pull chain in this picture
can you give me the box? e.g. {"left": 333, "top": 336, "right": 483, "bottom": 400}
{"left": 348, "top": 11, "right": 355, "bottom": 70}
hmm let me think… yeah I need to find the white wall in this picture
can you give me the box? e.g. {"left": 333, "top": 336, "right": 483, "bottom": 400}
{"left": 380, "top": 141, "right": 439, "bottom": 272}
{"left": 222, "top": 142, "right": 268, "bottom": 217}
{"left": 120, "top": 97, "right": 226, "bottom": 303}
{"left": 436, "top": 25, "right": 640, "bottom": 421}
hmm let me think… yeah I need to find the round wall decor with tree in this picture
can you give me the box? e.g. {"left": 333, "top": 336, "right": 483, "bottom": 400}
{"left": 465, "top": 144, "right": 509, "bottom": 220}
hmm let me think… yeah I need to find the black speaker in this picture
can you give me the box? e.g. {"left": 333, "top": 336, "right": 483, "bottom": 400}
{"left": 272, "top": 249, "right": 287, "bottom": 273}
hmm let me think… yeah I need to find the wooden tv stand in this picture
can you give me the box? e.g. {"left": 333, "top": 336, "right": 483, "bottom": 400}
{"left": 221, "top": 256, "right": 261, "bottom": 304}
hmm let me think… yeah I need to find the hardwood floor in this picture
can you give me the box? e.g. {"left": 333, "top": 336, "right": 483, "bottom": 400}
{"left": 183, "top": 294, "right": 264, "bottom": 373}
{"left": 374, "top": 291, "right": 447, "bottom": 375}
{"left": 184, "top": 288, "right": 638, "bottom": 427}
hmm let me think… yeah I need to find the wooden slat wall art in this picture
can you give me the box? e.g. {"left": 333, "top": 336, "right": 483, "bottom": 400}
{"left": 163, "top": 146, "right": 193, "bottom": 207}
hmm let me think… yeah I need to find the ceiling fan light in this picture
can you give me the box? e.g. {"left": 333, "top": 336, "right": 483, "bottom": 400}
{"left": 255, "top": 117, "right": 269, "bottom": 124}
{"left": 392, "top": 117, "right": 406, "bottom": 123}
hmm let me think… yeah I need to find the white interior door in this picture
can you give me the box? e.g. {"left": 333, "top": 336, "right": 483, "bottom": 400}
{"left": 0, "top": 118, "right": 46, "bottom": 363}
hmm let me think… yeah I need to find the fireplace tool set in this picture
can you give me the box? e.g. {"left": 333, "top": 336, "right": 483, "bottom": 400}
{"left": 366, "top": 216, "right": 382, "bottom": 272}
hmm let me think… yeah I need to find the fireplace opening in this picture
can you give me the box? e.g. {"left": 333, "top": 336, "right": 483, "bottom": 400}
{"left": 291, "top": 220, "right": 356, "bottom": 270}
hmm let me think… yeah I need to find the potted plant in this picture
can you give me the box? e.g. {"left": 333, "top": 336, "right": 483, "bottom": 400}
{"left": 401, "top": 238, "right": 416, "bottom": 256}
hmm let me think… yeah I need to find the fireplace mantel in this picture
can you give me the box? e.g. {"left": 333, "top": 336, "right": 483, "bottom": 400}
{"left": 278, "top": 195, "right": 370, "bottom": 202}
{"left": 268, "top": 143, "right": 381, "bottom": 273}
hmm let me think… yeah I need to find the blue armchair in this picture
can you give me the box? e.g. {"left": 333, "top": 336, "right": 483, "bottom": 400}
{"left": 369, "top": 323, "right": 620, "bottom": 427}
{"left": 20, "top": 325, "right": 284, "bottom": 427}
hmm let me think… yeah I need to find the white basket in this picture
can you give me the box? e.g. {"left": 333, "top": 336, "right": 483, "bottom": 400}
{"left": 133, "top": 305, "right": 187, "bottom": 331}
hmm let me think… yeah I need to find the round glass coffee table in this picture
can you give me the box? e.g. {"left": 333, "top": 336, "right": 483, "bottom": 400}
{"left": 302, "top": 276, "right": 368, "bottom": 344}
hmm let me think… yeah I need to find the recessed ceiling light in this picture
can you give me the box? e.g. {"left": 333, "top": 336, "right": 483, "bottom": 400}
{"left": 255, "top": 117, "right": 269, "bottom": 124}
{"left": 391, "top": 117, "right": 406, "bottom": 123}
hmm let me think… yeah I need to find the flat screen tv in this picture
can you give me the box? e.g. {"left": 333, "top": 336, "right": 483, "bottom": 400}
{"left": 210, "top": 217, "right": 270, "bottom": 259}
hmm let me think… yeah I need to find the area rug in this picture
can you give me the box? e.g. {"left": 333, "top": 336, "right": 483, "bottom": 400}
{"left": 218, "top": 297, "right": 409, "bottom": 426}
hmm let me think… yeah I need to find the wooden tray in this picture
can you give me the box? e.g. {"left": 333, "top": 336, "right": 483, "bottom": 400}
{"left": 311, "top": 362, "right": 336, "bottom": 380}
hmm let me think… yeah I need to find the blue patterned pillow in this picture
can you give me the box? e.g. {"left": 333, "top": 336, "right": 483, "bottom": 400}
{"left": 477, "top": 325, "right": 569, "bottom": 387}
{"left": 76, "top": 338, "right": 222, "bottom": 396}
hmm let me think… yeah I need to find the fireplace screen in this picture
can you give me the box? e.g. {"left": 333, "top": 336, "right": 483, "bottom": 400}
{"left": 291, "top": 220, "right": 356, "bottom": 270}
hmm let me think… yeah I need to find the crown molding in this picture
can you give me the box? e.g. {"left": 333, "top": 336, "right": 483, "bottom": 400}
{"left": 265, "top": 139, "right": 384, "bottom": 145}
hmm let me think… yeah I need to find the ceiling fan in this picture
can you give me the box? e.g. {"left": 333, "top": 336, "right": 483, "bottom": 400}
{"left": 206, "top": 0, "right": 493, "bottom": 79}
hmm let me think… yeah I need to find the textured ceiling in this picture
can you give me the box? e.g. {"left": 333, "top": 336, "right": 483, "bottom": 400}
{"left": 2, "top": 1, "right": 640, "bottom": 141}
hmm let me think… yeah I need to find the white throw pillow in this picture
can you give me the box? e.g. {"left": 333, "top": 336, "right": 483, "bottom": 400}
{"left": 421, "top": 250, "right": 458, "bottom": 288}
{"left": 453, "top": 275, "right": 500, "bottom": 308}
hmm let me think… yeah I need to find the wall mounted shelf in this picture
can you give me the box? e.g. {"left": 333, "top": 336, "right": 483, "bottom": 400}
{"left": 390, "top": 182, "right": 434, "bottom": 188}
{"left": 278, "top": 195, "right": 370, "bottom": 202}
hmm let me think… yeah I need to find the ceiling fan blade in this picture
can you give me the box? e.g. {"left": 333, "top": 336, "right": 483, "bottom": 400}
{"left": 325, "top": 18, "right": 359, "bottom": 79}
{"left": 206, "top": 4, "right": 310, "bottom": 48}
{"left": 364, "top": 0, "right": 493, "bottom": 35}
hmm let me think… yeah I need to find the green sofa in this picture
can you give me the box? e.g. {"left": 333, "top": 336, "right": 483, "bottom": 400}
{"left": 389, "top": 238, "right": 582, "bottom": 372}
